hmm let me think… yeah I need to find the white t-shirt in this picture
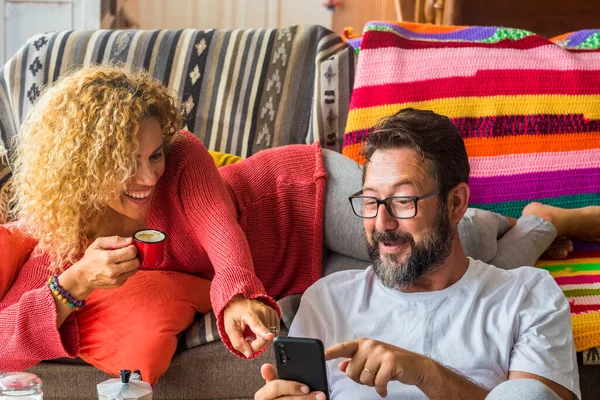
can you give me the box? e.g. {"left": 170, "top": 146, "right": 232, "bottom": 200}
{"left": 289, "top": 258, "right": 580, "bottom": 399}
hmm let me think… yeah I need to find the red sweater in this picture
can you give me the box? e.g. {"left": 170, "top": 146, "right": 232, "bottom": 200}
{"left": 0, "top": 130, "right": 326, "bottom": 369}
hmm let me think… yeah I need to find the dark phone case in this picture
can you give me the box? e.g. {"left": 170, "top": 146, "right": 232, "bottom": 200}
{"left": 273, "top": 337, "right": 329, "bottom": 399}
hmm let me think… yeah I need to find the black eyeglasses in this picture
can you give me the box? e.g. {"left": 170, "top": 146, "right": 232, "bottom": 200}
{"left": 348, "top": 189, "right": 440, "bottom": 219}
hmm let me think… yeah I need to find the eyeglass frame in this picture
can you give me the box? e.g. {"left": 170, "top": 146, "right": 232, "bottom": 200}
{"left": 348, "top": 188, "right": 440, "bottom": 219}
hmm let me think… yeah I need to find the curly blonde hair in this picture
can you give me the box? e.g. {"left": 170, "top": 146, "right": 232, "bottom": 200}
{"left": 11, "top": 65, "right": 182, "bottom": 270}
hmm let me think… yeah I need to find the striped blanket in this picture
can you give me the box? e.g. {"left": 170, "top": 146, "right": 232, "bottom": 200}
{"left": 342, "top": 22, "right": 600, "bottom": 353}
{"left": 0, "top": 27, "right": 355, "bottom": 349}
{"left": 0, "top": 146, "right": 10, "bottom": 225}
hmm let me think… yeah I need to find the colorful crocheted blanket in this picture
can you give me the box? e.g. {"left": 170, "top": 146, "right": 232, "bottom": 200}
{"left": 342, "top": 22, "right": 600, "bottom": 352}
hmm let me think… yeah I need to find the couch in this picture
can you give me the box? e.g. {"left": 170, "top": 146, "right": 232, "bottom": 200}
{"left": 0, "top": 25, "right": 363, "bottom": 399}
{"left": 1, "top": 25, "right": 599, "bottom": 399}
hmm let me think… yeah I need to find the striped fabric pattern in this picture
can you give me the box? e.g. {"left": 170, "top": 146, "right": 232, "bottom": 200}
{"left": 0, "top": 27, "right": 355, "bottom": 224}
{"left": 0, "top": 27, "right": 354, "bottom": 157}
{"left": 0, "top": 27, "right": 355, "bottom": 349}
{"left": 552, "top": 29, "right": 600, "bottom": 49}
{"left": 0, "top": 144, "right": 10, "bottom": 225}
{"left": 342, "top": 21, "right": 600, "bottom": 352}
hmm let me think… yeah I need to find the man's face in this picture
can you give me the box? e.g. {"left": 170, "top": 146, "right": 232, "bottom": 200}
{"left": 363, "top": 148, "right": 454, "bottom": 290}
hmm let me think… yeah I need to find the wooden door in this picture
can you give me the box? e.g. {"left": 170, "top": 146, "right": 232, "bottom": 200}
{"left": 331, "top": 0, "right": 461, "bottom": 35}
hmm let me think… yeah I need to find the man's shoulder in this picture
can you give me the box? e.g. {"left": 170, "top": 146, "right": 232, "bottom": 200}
{"left": 469, "top": 258, "right": 555, "bottom": 295}
{"left": 471, "top": 258, "right": 548, "bottom": 279}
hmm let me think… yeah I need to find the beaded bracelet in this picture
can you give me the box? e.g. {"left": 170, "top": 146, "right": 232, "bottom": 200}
{"left": 48, "top": 274, "right": 86, "bottom": 310}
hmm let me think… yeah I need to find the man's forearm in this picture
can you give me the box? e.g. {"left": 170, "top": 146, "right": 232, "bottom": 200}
{"left": 416, "top": 358, "right": 490, "bottom": 400}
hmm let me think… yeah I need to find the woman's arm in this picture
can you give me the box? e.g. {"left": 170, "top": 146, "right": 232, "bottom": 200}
{"left": 0, "top": 255, "right": 80, "bottom": 370}
{"left": 0, "top": 236, "right": 140, "bottom": 370}
{"left": 176, "top": 132, "right": 280, "bottom": 357}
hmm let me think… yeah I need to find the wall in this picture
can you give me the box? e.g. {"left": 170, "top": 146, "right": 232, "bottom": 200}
{"left": 331, "top": 0, "right": 411, "bottom": 35}
{"left": 0, "top": 0, "right": 100, "bottom": 65}
{"left": 138, "top": 0, "right": 331, "bottom": 30}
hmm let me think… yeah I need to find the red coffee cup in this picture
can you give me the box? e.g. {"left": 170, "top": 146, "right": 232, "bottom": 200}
{"left": 133, "top": 229, "right": 166, "bottom": 269}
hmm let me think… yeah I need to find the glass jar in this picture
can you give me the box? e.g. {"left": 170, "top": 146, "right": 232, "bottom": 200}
{"left": 0, "top": 372, "right": 43, "bottom": 399}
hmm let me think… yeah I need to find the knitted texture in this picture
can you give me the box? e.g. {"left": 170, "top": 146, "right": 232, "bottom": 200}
{"left": 0, "top": 251, "right": 80, "bottom": 371}
{"left": 0, "top": 131, "right": 326, "bottom": 369}
{"left": 342, "top": 21, "right": 600, "bottom": 351}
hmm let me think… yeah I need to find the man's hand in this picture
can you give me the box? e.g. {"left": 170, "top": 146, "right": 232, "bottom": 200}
{"left": 223, "top": 295, "right": 280, "bottom": 357}
{"left": 325, "top": 338, "right": 429, "bottom": 398}
{"left": 254, "top": 364, "right": 326, "bottom": 400}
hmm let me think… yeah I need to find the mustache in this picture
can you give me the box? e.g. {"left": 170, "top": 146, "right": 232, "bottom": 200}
{"left": 371, "top": 230, "right": 415, "bottom": 246}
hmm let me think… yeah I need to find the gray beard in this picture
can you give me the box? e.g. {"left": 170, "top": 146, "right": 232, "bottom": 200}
{"left": 368, "top": 204, "right": 454, "bottom": 290}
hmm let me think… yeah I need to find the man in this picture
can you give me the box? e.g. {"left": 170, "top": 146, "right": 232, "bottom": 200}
{"left": 255, "top": 108, "right": 580, "bottom": 399}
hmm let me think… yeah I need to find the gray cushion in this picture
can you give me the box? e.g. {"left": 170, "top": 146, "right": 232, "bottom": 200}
{"left": 323, "top": 251, "right": 370, "bottom": 277}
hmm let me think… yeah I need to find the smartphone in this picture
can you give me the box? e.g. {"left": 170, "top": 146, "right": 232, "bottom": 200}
{"left": 273, "top": 336, "right": 330, "bottom": 399}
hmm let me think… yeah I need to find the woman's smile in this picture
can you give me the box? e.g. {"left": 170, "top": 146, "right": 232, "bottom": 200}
{"left": 124, "top": 187, "right": 153, "bottom": 205}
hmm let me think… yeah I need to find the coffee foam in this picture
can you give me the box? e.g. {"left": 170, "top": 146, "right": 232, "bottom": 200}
{"left": 135, "top": 230, "right": 165, "bottom": 243}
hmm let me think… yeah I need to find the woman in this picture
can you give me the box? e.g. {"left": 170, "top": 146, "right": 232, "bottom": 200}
{"left": 2, "top": 66, "right": 283, "bottom": 371}
{"left": 1, "top": 66, "right": 597, "bottom": 377}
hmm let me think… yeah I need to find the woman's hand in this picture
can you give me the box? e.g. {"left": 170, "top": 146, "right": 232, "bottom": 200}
{"left": 59, "top": 236, "right": 140, "bottom": 300}
{"left": 223, "top": 294, "right": 280, "bottom": 358}
{"left": 51, "top": 236, "right": 139, "bottom": 329}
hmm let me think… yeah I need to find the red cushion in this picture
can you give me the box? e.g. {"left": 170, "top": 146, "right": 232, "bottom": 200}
{"left": 76, "top": 270, "right": 212, "bottom": 385}
{"left": 0, "top": 223, "right": 37, "bottom": 299}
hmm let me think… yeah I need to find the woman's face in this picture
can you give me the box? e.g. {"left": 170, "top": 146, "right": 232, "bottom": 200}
{"left": 106, "top": 117, "right": 166, "bottom": 222}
